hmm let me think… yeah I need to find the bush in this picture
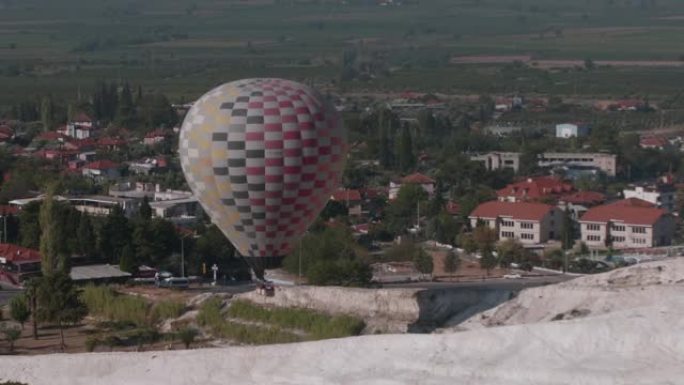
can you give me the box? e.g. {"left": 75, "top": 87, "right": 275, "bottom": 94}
{"left": 84, "top": 336, "right": 100, "bottom": 352}
{"left": 81, "top": 285, "right": 185, "bottom": 326}
{"left": 176, "top": 327, "right": 199, "bottom": 349}
{"left": 150, "top": 301, "right": 185, "bottom": 323}
{"left": 214, "top": 321, "right": 301, "bottom": 345}
{"left": 227, "top": 300, "right": 365, "bottom": 339}
{"left": 81, "top": 285, "right": 149, "bottom": 326}
{"left": 196, "top": 297, "right": 224, "bottom": 329}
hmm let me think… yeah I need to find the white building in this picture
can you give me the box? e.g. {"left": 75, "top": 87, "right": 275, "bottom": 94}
{"left": 470, "top": 152, "right": 520, "bottom": 173}
{"left": 579, "top": 198, "right": 675, "bottom": 249}
{"left": 623, "top": 183, "right": 676, "bottom": 213}
{"left": 538, "top": 152, "right": 617, "bottom": 177}
{"left": 469, "top": 201, "right": 562, "bottom": 245}
{"left": 389, "top": 173, "right": 435, "bottom": 200}
{"left": 556, "top": 123, "right": 589, "bottom": 139}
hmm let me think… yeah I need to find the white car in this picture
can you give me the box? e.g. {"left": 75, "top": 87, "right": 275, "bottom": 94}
{"left": 503, "top": 274, "right": 522, "bottom": 279}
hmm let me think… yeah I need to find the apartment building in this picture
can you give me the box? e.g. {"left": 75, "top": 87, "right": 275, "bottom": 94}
{"left": 579, "top": 198, "right": 675, "bottom": 249}
{"left": 469, "top": 201, "right": 563, "bottom": 245}
{"left": 538, "top": 152, "right": 617, "bottom": 177}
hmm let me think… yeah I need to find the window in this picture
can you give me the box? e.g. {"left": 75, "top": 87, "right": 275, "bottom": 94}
{"left": 632, "top": 226, "right": 647, "bottom": 234}
{"left": 611, "top": 236, "right": 625, "bottom": 243}
{"left": 501, "top": 220, "right": 514, "bottom": 227}
{"left": 520, "top": 233, "right": 534, "bottom": 240}
{"left": 632, "top": 237, "right": 647, "bottom": 245}
{"left": 586, "top": 224, "right": 601, "bottom": 231}
{"left": 520, "top": 222, "right": 534, "bottom": 229}
{"left": 501, "top": 231, "right": 515, "bottom": 239}
{"left": 587, "top": 235, "right": 602, "bottom": 242}
{"left": 612, "top": 225, "right": 625, "bottom": 232}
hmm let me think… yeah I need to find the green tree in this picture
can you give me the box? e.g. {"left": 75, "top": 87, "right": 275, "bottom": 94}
{"left": 40, "top": 96, "right": 54, "bottom": 131}
{"left": 77, "top": 214, "right": 96, "bottom": 257}
{"left": 428, "top": 210, "right": 460, "bottom": 245}
{"left": 473, "top": 225, "right": 497, "bottom": 254}
{"left": 39, "top": 185, "right": 62, "bottom": 275}
{"left": 385, "top": 184, "right": 428, "bottom": 235}
{"left": 116, "top": 82, "right": 136, "bottom": 126}
{"left": 177, "top": 327, "right": 199, "bottom": 349}
{"left": 119, "top": 244, "right": 136, "bottom": 273}
{"left": 283, "top": 226, "right": 371, "bottom": 286}
{"left": 479, "top": 248, "right": 497, "bottom": 276}
{"left": 9, "top": 296, "right": 30, "bottom": 329}
{"left": 18, "top": 201, "right": 41, "bottom": 249}
{"left": 2, "top": 324, "right": 21, "bottom": 352}
{"left": 36, "top": 273, "right": 87, "bottom": 351}
{"left": 397, "top": 123, "right": 415, "bottom": 172}
{"left": 560, "top": 208, "right": 575, "bottom": 250}
{"left": 413, "top": 248, "right": 434, "bottom": 275}
{"left": 139, "top": 196, "right": 152, "bottom": 220}
{"left": 98, "top": 205, "right": 131, "bottom": 263}
{"left": 496, "top": 239, "right": 527, "bottom": 268}
{"left": 443, "top": 250, "right": 461, "bottom": 279}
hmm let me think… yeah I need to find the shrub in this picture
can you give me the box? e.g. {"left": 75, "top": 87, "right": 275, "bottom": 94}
{"left": 196, "top": 297, "right": 224, "bottom": 329}
{"left": 176, "top": 327, "right": 199, "bottom": 349}
{"left": 84, "top": 336, "right": 100, "bottom": 352}
{"left": 150, "top": 301, "right": 185, "bottom": 324}
{"left": 227, "top": 300, "right": 365, "bottom": 339}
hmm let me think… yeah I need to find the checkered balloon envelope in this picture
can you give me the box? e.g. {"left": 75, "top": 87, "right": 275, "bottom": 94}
{"left": 179, "top": 78, "right": 347, "bottom": 258}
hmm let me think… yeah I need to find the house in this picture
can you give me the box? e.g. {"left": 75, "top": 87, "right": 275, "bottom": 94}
{"left": 556, "top": 123, "right": 590, "bottom": 139}
{"left": 469, "top": 201, "right": 562, "bottom": 245}
{"left": 143, "top": 129, "right": 172, "bottom": 146}
{"left": 389, "top": 173, "right": 436, "bottom": 200}
{"left": 470, "top": 152, "right": 520, "bottom": 173}
{"left": 483, "top": 124, "right": 522, "bottom": 136}
{"left": 82, "top": 160, "right": 121, "bottom": 181}
{"left": 558, "top": 191, "right": 606, "bottom": 220}
{"left": 35, "top": 131, "right": 68, "bottom": 143}
{"left": 445, "top": 200, "right": 460, "bottom": 217}
{"left": 128, "top": 157, "right": 169, "bottom": 175}
{"left": 639, "top": 135, "right": 670, "bottom": 150}
{"left": 579, "top": 198, "right": 674, "bottom": 249}
{"left": 0, "top": 244, "right": 41, "bottom": 286}
{"left": 149, "top": 197, "right": 200, "bottom": 225}
{"left": 60, "top": 113, "right": 96, "bottom": 139}
{"left": 97, "top": 137, "right": 127, "bottom": 151}
{"left": 330, "top": 189, "right": 363, "bottom": 216}
{"left": 623, "top": 178, "right": 676, "bottom": 213}
{"left": 0, "top": 124, "right": 14, "bottom": 143}
{"left": 497, "top": 176, "right": 573, "bottom": 203}
{"left": 538, "top": 152, "right": 617, "bottom": 177}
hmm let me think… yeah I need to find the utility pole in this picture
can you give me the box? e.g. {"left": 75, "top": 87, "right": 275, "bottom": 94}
{"left": 180, "top": 236, "right": 185, "bottom": 278}
{"left": 298, "top": 238, "right": 302, "bottom": 284}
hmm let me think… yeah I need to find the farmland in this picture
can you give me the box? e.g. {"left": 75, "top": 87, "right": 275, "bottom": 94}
{"left": 2, "top": 0, "right": 684, "bottom": 106}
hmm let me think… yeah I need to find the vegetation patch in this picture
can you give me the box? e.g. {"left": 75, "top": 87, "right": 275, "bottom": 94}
{"left": 196, "top": 297, "right": 364, "bottom": 345}
{"left": 81, "top": 285, "right": 184, "bottom": 327}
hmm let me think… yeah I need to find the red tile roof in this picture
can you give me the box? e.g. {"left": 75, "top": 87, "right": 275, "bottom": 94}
{"left": 84, "top": 160, "right": 119, "bottom": 170}
{"left": 445, "top": 200, "right": 460, "bottom": 215}
{"left": 0, "top": 244, "right": 41, "bottom": 264}
{"left": 72, "top": 112, "right": 93, "bottom": 123}
{"left": 331, "top": 189, "right": 362, "bottom": 201}
{"left": 97, "top": 137, "right": 127, "bottom": 147}
{"left": 559, "top": 191, "right": 606, "bottom": 205}
{"left": 144, "top": 129, "right": 172, "bottom": 139}
{"left": 401, "top": 173, "right": 435, "bottom": 185}
{"left": 497, "top": 176, "right": 573, "bottom": 201}
{"left": 469, "top": 201, "right": 555, "bottom": 221}
{"left": 580, "top": 198, "right": 666, "bottom": 226}
{"left": 36, "top": 131, "right": 67, "bottom": 142}
{"left": 639, "top": 136, "right": 669, "bottom": 148}
{"left": 0, "top": 206, "right": 19, "bottom": 215}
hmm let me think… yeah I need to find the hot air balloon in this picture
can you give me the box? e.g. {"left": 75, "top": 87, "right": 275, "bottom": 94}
{"left": 179, "top": 78, "right": 347, "bottom": 279}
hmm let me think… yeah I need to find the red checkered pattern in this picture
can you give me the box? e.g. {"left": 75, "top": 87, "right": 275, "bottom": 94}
{"left": 179, "top": 78, "right": 346, "bottom": 258}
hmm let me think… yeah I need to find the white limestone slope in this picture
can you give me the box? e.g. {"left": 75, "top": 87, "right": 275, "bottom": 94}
{"left": 2, "top": 259, "right": 684, "bottom": 385}
{"left": 459, "top": 258, "right": 684, "bottom": 329}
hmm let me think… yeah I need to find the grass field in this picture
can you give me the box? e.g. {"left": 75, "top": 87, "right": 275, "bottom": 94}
{"left": 2, "top": 0, "right": 684, "bottom": 106}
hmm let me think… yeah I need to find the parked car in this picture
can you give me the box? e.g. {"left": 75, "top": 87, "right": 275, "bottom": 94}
{"left": 159, "top": 277, "right": 189, "bottom": 289}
